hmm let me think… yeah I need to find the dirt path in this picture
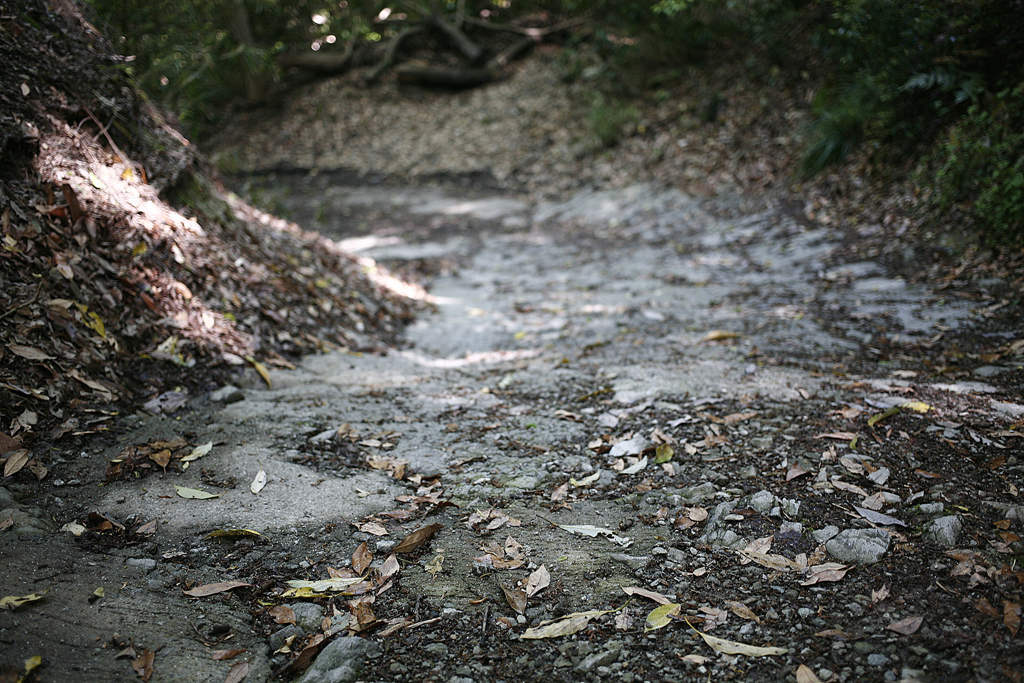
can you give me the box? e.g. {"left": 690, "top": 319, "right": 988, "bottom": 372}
{"left": 3, "top": 62, "right": 1023, "bottom": 683}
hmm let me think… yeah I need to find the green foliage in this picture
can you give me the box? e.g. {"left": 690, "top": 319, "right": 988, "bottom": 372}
{"left": 928, "top": 83, "right": 1024, "bottom": 246}
{"left": 587, "top": 94, "right": 639, "bottom": 147}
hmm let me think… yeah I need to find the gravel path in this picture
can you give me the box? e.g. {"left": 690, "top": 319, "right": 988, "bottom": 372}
{"left": 2, "top": 55, "right": 1022, "bottom": 683}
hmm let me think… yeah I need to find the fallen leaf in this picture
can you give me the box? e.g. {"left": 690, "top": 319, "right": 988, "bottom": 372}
{"left": 133, "top": 648, "right": 154, "bottom": 682}
{"left": 569, "top": 471, "right": 601, "bottom": 487}
{"left": 854, "top": 507, "right": 906, "bottom": 527}
{"left": 520, "top": 608, "right": 615, "bottom": 639}
{"left": 425, "top": 553, "right": 444, "bottom": 579}
{"left": 353, "top": 521, "right": 389, "bottom": 536}
{"left": 8, "top": 345, "right": 52, "bottom": 361}
{"left": 785, "top": 464, "right": 810, "bottom": 481}
{"left": 796, "top": 664, "right": 824, "bottom": 683}
{"left": 1005, "top": 601, "right": 1021, "bottom": 637}
{"left": 0, "top": 591, "right": 47, "bottom": 610}
{"left": 379, "top": 553, "right": 400, "bottom": 580}
{"left": 860, "top": 492, "right": 887, "bottom": 510}
{"left": 224, "top": 661, "right": 249, "bottom": 683}
{"left": 173, "top": 485, "right": 220, "bottom": 499}
{"left": 268, "top": 605, "right": 296, "bottom": 624}
{"left": 498, "top": 580, "right": 527, "bottom": 614}
{"left": 182, "top": 580, "right": 251, "bottom": 597}
{"left": 614, "top": 607, "right": 634, "bottom": 631}
{"left": 245, "top": 356, "right": 271, "bottom": 388}
{"left": 3, "top": 449, "right": 29, "bottom": 477}
{"left": 700, "top": 330, "right": 741, "bottom": 342}
{"left": 211, "top": 649, "right": 247, "bottom": 661}
{"left": 800, "top": 563, "right": 850, "bottom": 585}
{"left": 737, "top": 550, "right": 803, "bottom": 572}
{"left": 283, "top": 577, "right": 364, "bottom": 593}
{"left": 0, "top": 432, "right": 21, "bottom": 455}
{"left": 205, "top": 528, "right": 264, "bottom": 540}
{"left": 149, "top": 449, "right": 171, "bottom": 471}
{"left": 816, "top": 432, "right": 858, "bottom": 441}
{"left": 250, "top": 464, "right": 267, "bottom": 494}
{"left": 687, "top": 507, "right": 708, "bottom": 522}
{"left": 644, "top": 603, "right": 681, "bottom": 632}
{"left": 60, "top": 522, "right": 86, "bottom": 536}
{"left": 726, "top": 601, "right": 761, "bottom": 623}
{"left": 900, "top": 401, "right": 931, "bottom": 413}
{"left": 393, "top": 523, "right": 442, "bottom": 554}
{"left": 525, "top": 565, "right": 550, "bottom": 598}
{"left": 654, "top": 443, "right": 674, "bottom": 464}
{"left": 180, "top": 441, "right": 213, "bottom": 468}
{"left": 620, "top": 456, "right": 648, "bottom": 475}
{"left": 686, "top": 619, "right": 788, "bottom": 656}
{"left": 352, "top": 541, "right": 373, "bottom": 575}
{"left": 832, "top": 480, "right": 869, "bottom": 496}
{"left": 622, "top": 586, "right": 672, "bottom": 605}
{"left": 550, "top": 482, "right": 568, "bottom": 501}
{"left": 867, "top": 406, "right": 900, "bottom": 427}
{"left": 871, "top": 585, "right": 890, "bottom": 604}
{"left": 887, "top": 615, "right": 924, "bottom": 635}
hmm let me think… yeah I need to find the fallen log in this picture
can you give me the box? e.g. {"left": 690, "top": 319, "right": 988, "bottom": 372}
{"left": 365, "top": 25, "right": 426, "bottom": 83}
{"left": 395, "top": 64, "right": 492, "bottom": 88}
{"left": 427, "top": 14, "right": 484, "bottom": 64}
{"left": 277, "top": 41, "right": 356, "bottom": 74}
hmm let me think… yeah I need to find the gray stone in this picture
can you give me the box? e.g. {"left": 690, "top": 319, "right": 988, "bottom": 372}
{"left": 425, "top": 643, "right": 448, "bottom": 657}
{"left": 126, "top": 558, "right": 157, "bottom": 572}
{"left": 779, "top": 498, "right": 801, "bottom": 517}
{"left": 986, "top": 502, "right": 1024, "bottom": 521}
{"left": 867, "top": 654, "right": 892, "bottom": 667}
{"left": 573, "top": 651, "right": 618, "bottom": 675}
{"left": 918, "top": 502, "right": 944, "bottom": 515}
{"left": 697, "top": 528, "right": 744, "bottom": 549}
{"left": 609, "top": 554, "right": 649, "bottom": 570}
{"left": 812, "top": 526, "right": 840, "bottom": 543}
{"left": 748, "top": 490, "right": 775, "bottom": 512}
{"left": 971, "top": 365, "right": 1008, "bottom": 378}
{"left": 289, "top": 602, "right": 326, "bottom": 633}
{"left": 665, "top": 548, "right": 687, "bottom": 565}
{"left": 0, "top": 507, "right": 56, "bottom": 538}
{"left": 826, "top": 529, "right": 890, "bottom": 564}
{"left": 296, "top": 636, "right": 381, "bottom": 683}
{"left": 779, "top": 521, "right": 803, "bottom": 535}
{"left": 268, "top": 625, "right": 305, "bottom": 652}
{"left": 676, "top": 482, "right": 718, "bottom": 503}
{"left": 923, "top": 516, "right": 962, "bottom": 546}
{"left": 210, "top": 385, "right": 245, "bottom": 403}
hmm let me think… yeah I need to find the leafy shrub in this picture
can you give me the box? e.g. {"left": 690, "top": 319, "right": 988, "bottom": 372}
{"left": 588, "top": 94, "right": 640, "bottom": 147}
{"left": 928, "top": 83, "right": 1024, "bottom": 246}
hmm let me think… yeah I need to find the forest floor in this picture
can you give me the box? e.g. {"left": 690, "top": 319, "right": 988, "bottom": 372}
{"left": 2, "top": 22, "right": 1023, "bottom": 683}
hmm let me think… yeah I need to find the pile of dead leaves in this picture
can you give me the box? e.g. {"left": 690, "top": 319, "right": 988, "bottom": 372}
{"left": 0, "top": 0, "right": 427, "bottom": 486}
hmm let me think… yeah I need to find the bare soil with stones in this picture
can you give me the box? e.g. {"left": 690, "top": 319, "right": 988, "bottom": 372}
{"left": 3, "top": 51, "right": 1023, "bottom": 683}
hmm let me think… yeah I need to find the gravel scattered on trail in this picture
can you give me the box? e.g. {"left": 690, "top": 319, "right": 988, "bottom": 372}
{"left": 4, "top": 54, "right": 1023, "bottom": 683}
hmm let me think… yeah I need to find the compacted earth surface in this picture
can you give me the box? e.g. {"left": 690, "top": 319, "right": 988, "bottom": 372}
{"left": 3, "top": 54, "right": 1023, "bottom": 683}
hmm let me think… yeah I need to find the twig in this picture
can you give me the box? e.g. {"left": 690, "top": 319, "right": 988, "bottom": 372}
{"left": 0, "top": 281, "right": 44, "bottom": 322}
{"left": 79, "top": 101, "right": 138, "bottom": 175}
{"left": 480, "top": 604, "right": 490, "bottom": 641}
{"left": 365, "top": 25, "right": 426, "bottom": 83}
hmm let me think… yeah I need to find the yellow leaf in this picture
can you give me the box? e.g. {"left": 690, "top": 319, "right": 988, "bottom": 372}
{"left": 205, "top": 528, "right": 264, "bottom": 540}
{"left": 520, "top": 609, "right": 615, "bottom": 640}
{"left": 245, "top": 355, "right": 271, "bottom": 388}
{"left": 121, "top": 167, "right": 134, "bottom": 180}
{"left": 173, "top": 485, "right": 220, "bottom": 499}
{"left": 900, "top": 401, "right": 931, "bottom": 413}
{"left": 180, "top": 441, "right": 213, "bottom": 470}
{"left": 132, "top": 242, "right": 148, "bottom": 258}
{"left": 23, "top": 656, "right": 42, "bottom": 676}
{"left": 88, "top": 171, "right": 105, "bottom": 189}
{"left": 0, "top": 590, "right": 47, "bottom": 610}
{"left": 700, "top": 330, "right": 741, "bottom": 342}
{"left": 867, "top": 406, "right": 900, "bottom": 427}
{"left": 654, "top": 443, "right": 674, "bottom": 464}
{"left": 686, "top": 618, "right": 788, "bottom": 656}
{"left": 644, "top": 603, "right": 681, "bottom": 632}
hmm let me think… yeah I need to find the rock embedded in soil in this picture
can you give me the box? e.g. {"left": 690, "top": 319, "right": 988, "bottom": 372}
{"left": 210, "top": 385, "right": 245, "bottom": 403}
{"left": 825, "top": 528, "right": 891, "bottom": 564}
{"left": 922, "top": 515, "right": 963, "bottom": 546}
{"left": 296, "top": 636, "right": 381, "bottom": 683}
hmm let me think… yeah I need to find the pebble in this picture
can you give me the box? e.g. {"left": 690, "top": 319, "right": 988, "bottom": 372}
{"left": 126, "top": 558, "right": 157, "bottom": 571}
{"left": 210, "top": 385, "right": 245, "bottom": 403}
{"left": 296, "top": 636, "right": 381, "bottom": 683}
{"left": 812, "top": 525, "right": 840, "bottom": 543}
{"left": 868, "top": 654, "right": 892, "bottom": 666}
{"left": 289, "top": 602, "right": 325, "bottom": 633}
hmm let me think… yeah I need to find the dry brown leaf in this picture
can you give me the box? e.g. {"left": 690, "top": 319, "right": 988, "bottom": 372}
{"left": 3, "top": 449, "right": 29, "bottom": 477}
{"left": 1005, "top": 601, "right": 1021, "bottom": 636}
{"left": 352, "top": 541, "right": 372, "bottom": 575}
{"left": 353, "top": 521, "right": 389, "bottom": 536}
{"left": 8, "top": 344, "right": 53, "bottom": 361}
{"left": 224, "top": 661, "right": 249, "bottom": 683}
{"left": 393, "top": 523, "right": 442, "bottom": 554}
{"left": 211, "top": 649, "right": 247, "bottom": 661}
{"left": 800, "top": 564, "right": 849, "bottom": 585}
{"left": 182, "top": 580, "right": 251, "bottom": 597}
{"left": 132, "top": 648, "right": 155, "bottom": 682}
{"left": 871, "top": 584, "right": 890, "bottom": 604}
{"left": 499, "top": 580, "right": 527, "bottom": 614}
{"left": 785, "top": 464, "right": 810, "bottom": 481}
{"left": 887, "top": 615, "right": 924, "bottom": 635}
{"left": 700, "top": 330, "right": 741, "bottom": 342}
{"left": 622, "top": 586, "right": 672, "bottom": 605}
{"left": 976, "top": 597, "right": 1000, "bottom": 618}
{"left": 832, "top": 479, "right": 869, "bottom": 496}
{"left": 0, "top": 433, "right": 20, "bottom": 456}
{"left": 795, "top": 664, "right": 824, "bottom": 683}
{"left": 525, "top": 565, "right": 551, "bottom": 598}
{"left": 816, "top": 432, "right": 858, "bottom": 441}
{"left": 268, "top": 605, "right": 296, "bottom": 625}
{"left": 687, "top": 507, "right": 708, "bottom": 522}
{"left": 379, "top": 553, "right": 400, "bottom": 580}
{"left": 726, "top": 600, "right": 761, "bottom": 623}
{"left": 685, "top": 618, "right": 788, "bottom": 656}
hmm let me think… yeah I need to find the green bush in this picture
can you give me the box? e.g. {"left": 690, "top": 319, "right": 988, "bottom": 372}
{"left": 929, "top": 83, "right": 1024, "bottom": 246}
{"left": 588, "top": 94, "right": 640, "bottom": 147}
